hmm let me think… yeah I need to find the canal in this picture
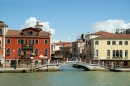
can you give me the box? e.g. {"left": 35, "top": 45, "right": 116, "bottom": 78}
{"left": 0, "top": 66, "right": 130, "bottom": 86}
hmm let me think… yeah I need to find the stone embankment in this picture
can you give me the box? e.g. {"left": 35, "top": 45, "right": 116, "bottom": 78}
{"left": 0, "top": 64, "right": 60, "bottom": 73}
{"left": 73, "top": 64, "right": 110, "bottom": 71}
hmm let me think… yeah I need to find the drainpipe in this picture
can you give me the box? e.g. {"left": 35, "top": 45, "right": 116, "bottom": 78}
{"left": 3, "top": 25, "right": 7, "bottom": 68}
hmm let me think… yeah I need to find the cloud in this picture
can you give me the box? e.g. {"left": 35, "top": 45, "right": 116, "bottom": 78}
{"left": 92, "top": 19, "right": 130, "bottom": 33}
{"left": 22, "top": 17, "right": 55, "bottom": 35}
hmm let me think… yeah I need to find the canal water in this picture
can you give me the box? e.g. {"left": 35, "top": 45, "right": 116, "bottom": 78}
{"left": 0, "top": 66, "right": 130, "bottom": 86}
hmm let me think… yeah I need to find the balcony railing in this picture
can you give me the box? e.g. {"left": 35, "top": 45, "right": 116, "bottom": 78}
{"left": 22, "top": 54, "right": 34, "bottom": 59}
{"left": 22, "top": 44, "right": 34, "bottom": 50}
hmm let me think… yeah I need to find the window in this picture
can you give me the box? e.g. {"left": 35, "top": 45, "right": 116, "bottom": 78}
{"left": 120, "top": 50, "right": 122, "bottom": 57}
{"left": 35, "top": 40, "right": 38, "bottom": 44}
{"left": 44, "top": 48, "right": 48, "bottom": 55}
{"left": 107, "top": 50, "right": 110, "bottom": 57}
{"left": 95, "top": 41, "right": 99, "bottom": 45}
{"left": 30, "top": 39, "right": 34, "bottom": 45}
{"left": 23, "top": 49, "right": 26, "bottom": 55}
{"left": 0, "top": 29, "right": 2, "bottom": 35}
{"left": 112, "top": 41, "right": 116, "bottom": 45}
{"left": 107, "top": 41, "right": 110, "bottom": 45}
{"left": 125, "top": 41, "right": 128, "bottom": 45}
{"left": 23, "top": 39, "right": 26, "bottom": 45}
{"left": 116, "top": 50, "right": 119, "bottom": 57}
{"left": 18, "top": 48, "right": 21, "bottom": 55}
{"left": 7, "top": 39, "right": 10, "bottom": 44}
{"left": 18, "top": 39, "right": 21, "bottom": 44}
{"left": 95, "top": 50, "right": 98, "bottom": 57}
{"left": 35, "top": 48, "right": 38, "bottom": 55}
{"left": 113, "top": 50, "right": 115, "bottom": 57}
{"left": 125, "top": 50, "right": 128, "bottom": 57}
{"left": 119, "top": 41, "right": 122, "bottom": 45}
{"left": 0, "top": 40, "right": 1, "bottom": 48}
{"left": 45, "top": 39, "right": 48, "bottom": 44}
{"left": 7, "top": 48, "right": 10, "bottom": 55}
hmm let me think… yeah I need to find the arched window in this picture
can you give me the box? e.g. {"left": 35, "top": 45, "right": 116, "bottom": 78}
{"left": 119, "top": 41, "right": 122, "bottom": 45}
{"left": 44, "top": 48, "right": 48, "bottom": 55}
{"left": 107, "top": 41, "right": 110, "bottom": 45}
{"left": 120, "top": 50, "right": 122, "bottom": 57}
{"left": 7, "top": 48, "right": 10, "bottom": 55}
{"left": 125, "top": 50, "right": 128, "bottom": 57}
{"left": 125, "top": 41, "right": 128, "bottom": 45}
{"left": 7, "top": 39, "right": 10, "bottom": 44}
{"left": 107, "top": 50, "right": 110, "bottom": 57}
{"left": 112, "top": 41, "right": 116, "bottom": 45}
{"left": 95, "top": 41, "right": 99, "bottom": 45}
{"left": 95, "top": 50, "right": 98, "bottom": 57}
{"left": 113, "top": 50, "right": 115, "bottom": 57}
{"left": 116, "top": 50, "right": 119, "bottom": 57}
{"left": 18, "top": 48, "right": 21, "bottom": 55}
{"left": 35, "top": 48, "right": 38, "bottom": 56}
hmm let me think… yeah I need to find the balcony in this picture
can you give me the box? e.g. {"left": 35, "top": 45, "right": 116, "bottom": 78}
{"left": 112, "top": 57, "right": 123, "bottom": 60}
{"left": 22, "top": 54, "right": 33, "bottom": 59}
{"left": 22, "top": 44, "right": 34, "bottom": 50}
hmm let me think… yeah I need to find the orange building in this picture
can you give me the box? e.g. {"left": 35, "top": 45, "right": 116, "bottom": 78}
{"left": 6, "top": 26, "right": 51, "bottom": 67}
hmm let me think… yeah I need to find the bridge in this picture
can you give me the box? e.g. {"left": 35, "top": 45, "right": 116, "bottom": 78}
{"left": 58, "top": 61, "right": 91, "bottom": 70}
{"left": 35, "top": 60, "right": 110, "bottom": 71}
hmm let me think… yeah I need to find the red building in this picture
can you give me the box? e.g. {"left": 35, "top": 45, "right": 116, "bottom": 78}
{"left": 6, "top": 26, "right": 51, "bottom": 67}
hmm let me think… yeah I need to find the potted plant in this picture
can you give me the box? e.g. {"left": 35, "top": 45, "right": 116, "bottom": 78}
{"left": 20, "top": 53, "right": 24, "bottom": 57}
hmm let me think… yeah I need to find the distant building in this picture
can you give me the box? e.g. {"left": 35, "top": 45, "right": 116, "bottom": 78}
{"left": 72, "top": 39, "right": 86, "bottom": 60}
{"left": 6, "top": 21, "right": 51, "bottom": 67}
{"left": 0, "top": 21, "right": 8, "bottom": 65}
{"left": 51, "top": 41, "right": 72, "bottom": 61}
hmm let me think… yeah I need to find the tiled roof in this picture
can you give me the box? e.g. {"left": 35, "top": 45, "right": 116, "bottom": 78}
{"left": 92, "top": 31, "right": 114, "bottom": 35}
{"left": 39, "top": 31, "right": 50, "bottom": 37}
{"left": 6, "top": 30, "right": 21, "bottom": 37}
{"left": 53, "top": 42, "right": 72, "bottom": 47}
{"left": 6, "top": 29, "right": 50, "bottom": 37}
{"left": 93, "top": 31, "right": 130, "bottom": 39}
{"left": 0, "top": 21, "right": 8, "bottom": 27}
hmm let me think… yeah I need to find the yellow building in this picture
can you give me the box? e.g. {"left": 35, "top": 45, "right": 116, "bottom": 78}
{"left": 86, "top": 31, "right": 130, "bottom": 67}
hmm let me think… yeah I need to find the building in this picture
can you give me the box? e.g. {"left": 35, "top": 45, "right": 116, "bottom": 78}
{"left": 72, "top": 39, "right": 86, "bottom": 60}
{"left": 6, "top": 21, "right": 51, "bottom": 67}
{"left": 86, "top": 30, "right": 130, "bottom": 67}
{"left": 51, "top": 41, "right": 72, "bottom": 61}
{"left": 0, "top": 21, "right": 8, "bottom": 66}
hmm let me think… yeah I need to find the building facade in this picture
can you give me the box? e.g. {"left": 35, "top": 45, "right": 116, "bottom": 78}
{"left": 0, "top": 21, "right": 8, "bottom": 65}
{"left": 86, "top": 30, "right": 130, "bottom": 67}
{"left": 5, "top": 23, "right": 51, "bottom": 67}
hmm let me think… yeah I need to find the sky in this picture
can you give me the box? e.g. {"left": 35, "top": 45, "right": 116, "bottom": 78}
{"left": 0, "top": 0, "right": 130, "bottom": 42}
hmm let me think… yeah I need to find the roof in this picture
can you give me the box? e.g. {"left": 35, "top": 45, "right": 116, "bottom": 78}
{"left": 53, "top": 41, "right": 72, "bottom": 47}
{"left": 6, "top": 30, "right": 21, "bottom": 37}
{"left": 92, "top": 31, "right": 114, "bottom": 35}
{"left": 0, "top": 21, "right": 8, "bottom": 27}
{"left": 93, "top": 31, "right": 130, "bottom": 39}
{"left": 6, "top": 29, "right": 50, "bottom": 38}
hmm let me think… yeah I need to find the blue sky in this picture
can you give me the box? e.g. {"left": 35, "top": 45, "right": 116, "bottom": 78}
{"left": 1, "top": 0, "right": 130, "bottom": 42}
